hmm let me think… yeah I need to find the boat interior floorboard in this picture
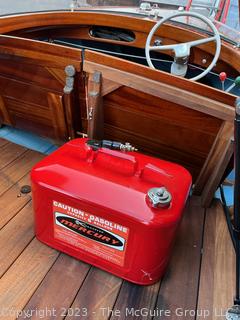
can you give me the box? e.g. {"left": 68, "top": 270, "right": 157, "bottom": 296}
{"left": 0, "top": 139, "right": 235, "bottom": 320}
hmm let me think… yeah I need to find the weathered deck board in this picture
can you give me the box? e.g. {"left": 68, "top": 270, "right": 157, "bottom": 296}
{"left": 0, "top": 150, "right": 44, "bottom": 195}
{"left": 18, "top": 254, "right": 90, "bottom": 320}
{"left": 0, "top": 142, "right": 26, "bottom": 170}
{"left": 109, "top": 197, "right": 205, "bottom": 320}
{"left": 0, "top": 201, "right": 34, "bottom": 277}
{"left": 66, "top": 267, "right": 123, "bottom": 320}
{"left": 153, "top": 196, "right": 205, "bottom": 320}
{"left": 197, "top": 200, "right": 235, "bottom": 319}
{"left": 0, "top": 239, "right": 59, "bottom": 320}
{"left": 111, "top": 280, "right": 160, "bottom": 320}
{"left": 0, "top": 137, "right": 9, "bottom": 148}
{"left": 0, "top": 173, "right": 32, "bottom": 229}
{"left": 0, "top": 139, "right": 236, "bottom": 320}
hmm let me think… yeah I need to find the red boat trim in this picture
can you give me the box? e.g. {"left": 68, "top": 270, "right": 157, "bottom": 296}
{"left": 221, "top": 0, "right": 231, "bottom": 24}
{"left": 186, "top": 0, "right": 192, "bottom": 11}
{"left": 215, "top": 0, "right": 225, "bottom": 21}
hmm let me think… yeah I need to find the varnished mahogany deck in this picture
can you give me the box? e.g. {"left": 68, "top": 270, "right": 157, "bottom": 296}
{"left": 0, "top": 138, "right": 235, "bottom": 320}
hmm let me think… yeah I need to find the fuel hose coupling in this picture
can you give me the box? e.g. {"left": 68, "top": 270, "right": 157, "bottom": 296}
{"left": 87, "top": 139, "right": 138, "bottom": 152}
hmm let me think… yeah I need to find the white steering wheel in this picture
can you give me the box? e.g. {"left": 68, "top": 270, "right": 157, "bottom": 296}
{"left": 145, "top": 12, "right": 221, "bottom": 81}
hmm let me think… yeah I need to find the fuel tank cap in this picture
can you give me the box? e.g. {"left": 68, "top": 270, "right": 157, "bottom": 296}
{"left": 147, "top": 187, "right": 172, "bottom": 208}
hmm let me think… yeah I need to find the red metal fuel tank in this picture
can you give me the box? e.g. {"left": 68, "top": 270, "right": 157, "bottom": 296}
{"left": 31, "top": 138, "right": 192, "bottom": 285}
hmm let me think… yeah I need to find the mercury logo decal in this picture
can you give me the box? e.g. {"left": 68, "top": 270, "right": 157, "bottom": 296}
{"left": 55, "top": 214, "right": 125, "bottom": 250}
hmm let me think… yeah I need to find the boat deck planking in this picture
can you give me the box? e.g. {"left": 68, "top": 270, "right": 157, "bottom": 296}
{"left": 0, "top": 139, "right": 235, "bottom": 320}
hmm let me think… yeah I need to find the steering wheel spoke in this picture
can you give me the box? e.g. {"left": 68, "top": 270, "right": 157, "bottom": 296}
{"left": 149, "top": 44, "right": 179, "bottom": 51}
{"left": 145, "top": 12, "right": 221, "bottom": 81}
{"left": 188, "top": 36, "right": 217, "bottom": 48}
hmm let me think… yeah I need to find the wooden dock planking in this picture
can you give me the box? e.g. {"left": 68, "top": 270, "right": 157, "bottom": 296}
{"left": 0, "top": 137, "right": 9, "bottom": 147}
{"left": 197, "top": 200, "right": 235, "bottom": 319}
{"left": 0, "top": 239, "right": 59, "bottom": 320}
{"left": 111, "top": 280, "right": 160, "bottom": 320}
{"left": 0, "top": 139, "right": 236, "bottom": 320}
{"left": 153, "top": 196, "right": 205, "bottom": 320}
{"left": 105, "top": 197, "right": 205, "bottom": 320}
{"left": 0, "top": 201, "right": 34, "bottom": 278}
{"left": 0, "top": 150, "right": 44, "bottom": 195}
{"left": 18, "top": 254, "right": 90, "bottom": 320}
{"left": 0, "top": 147, "right": 44, "bottom": 230}
{"left": 66, "top": 267, "right": 123, "bottom": 320}
{"left": 0, "top": 173, "right": 32, "bottom": 229}
{"left": 0, "top": 142, "right": 26, "bottom": 170}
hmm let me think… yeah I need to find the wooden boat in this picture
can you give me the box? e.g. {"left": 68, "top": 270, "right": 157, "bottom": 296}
{"left": 0, "top": 1, "right": 239, "bottom": 318}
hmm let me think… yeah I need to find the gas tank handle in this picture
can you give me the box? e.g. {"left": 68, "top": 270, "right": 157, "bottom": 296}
{"left": 93, "top": 148, "right": 138, "bottom": 176}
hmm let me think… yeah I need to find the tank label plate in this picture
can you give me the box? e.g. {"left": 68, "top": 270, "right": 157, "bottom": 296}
{"left": 53, "top": 201, "right": 129, "bottom": 266}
